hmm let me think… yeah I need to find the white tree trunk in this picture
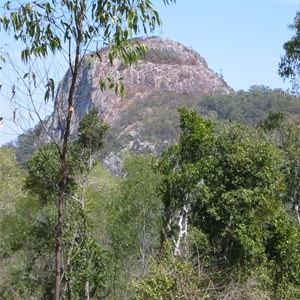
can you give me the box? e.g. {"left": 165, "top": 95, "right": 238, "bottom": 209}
{"left": 174, "top": 204, "right": 189, "bottom": 256}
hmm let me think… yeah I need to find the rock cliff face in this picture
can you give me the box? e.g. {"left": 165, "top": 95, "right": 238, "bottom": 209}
{"left": 43, "top": 37, "right": 233, "bottom": 174}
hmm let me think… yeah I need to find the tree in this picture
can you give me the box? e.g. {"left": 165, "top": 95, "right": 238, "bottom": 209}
{"left": 107, "top": 154, "right": 162, "bottom": 297}
{"left": 157, "top": 108, "right": 300, "bottom": 298}
{"left": 23, "top": 108, "right": 111, "bottom": 298}
{"left": 279, "top": 10, "right": 300, "bottom": 93}
{"left": 259, "top": 112, "right": 300, "bottom": 224}
{"left": 157, "top": 107, "right": 216, "bottom": 255}
{"left": 0, "top": 1, "right": 175, "bottom": 298}
{"left": 0, "top": 148, "right": 42, "bottom": 298}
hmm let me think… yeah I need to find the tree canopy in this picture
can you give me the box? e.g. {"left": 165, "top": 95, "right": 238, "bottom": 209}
{"left": 0, "top": 1, "right": 175, "bottom": 298}
{"left": 279, "top": 11, "right": 300, "bottom": 93}
{"left": 156, "top": 108, "right": 300, "bottom": 298}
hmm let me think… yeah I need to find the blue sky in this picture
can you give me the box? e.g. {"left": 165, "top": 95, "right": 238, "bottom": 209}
{"left": 153, "top": 0, "right": 299, "bottom": 90}
{"left": 0, "top": 0, "right": 299, "bottom": 145}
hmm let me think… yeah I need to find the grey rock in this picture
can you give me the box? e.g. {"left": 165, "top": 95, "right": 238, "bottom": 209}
{"left": 41, "top": 37, "right": 233, "bottom": 174}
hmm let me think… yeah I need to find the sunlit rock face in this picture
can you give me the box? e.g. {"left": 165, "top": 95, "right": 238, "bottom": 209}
{"left": 42, "top": 37, "right": 233, "bottom": 174}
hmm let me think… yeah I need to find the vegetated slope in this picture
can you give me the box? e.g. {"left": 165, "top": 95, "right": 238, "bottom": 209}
{"left": 10, "top": 38, "right": 300, "bottom": 171}
{"left": 39, "top": 37, "right": 232, "bottom": 173}
{"left": 43, "top": 37, "right": 231, "bottom": 143}
{"left": 100, "top": 86, "right": 300, "bottom": 174}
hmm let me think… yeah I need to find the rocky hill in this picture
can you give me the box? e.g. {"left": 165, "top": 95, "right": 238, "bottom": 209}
{"left": 42, "top": 37, "right": 233, "bottom": 174}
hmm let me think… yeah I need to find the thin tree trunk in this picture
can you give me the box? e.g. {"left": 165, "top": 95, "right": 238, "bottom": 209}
{"left": 84, "top": 281, "right": 90, "bottom": 300}
{"left": 174, "top": 204, "right": 189, "bottom": 256}
{"left": 54, "top": 5, "right": 83, "bottom": 297}
{"left": 54, "top": 94, "right": 76, "bottom": 300}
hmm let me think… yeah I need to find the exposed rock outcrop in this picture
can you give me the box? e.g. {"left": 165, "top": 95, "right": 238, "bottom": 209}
{"left": 42, "top": 37, "right": 233, "bottom": 174}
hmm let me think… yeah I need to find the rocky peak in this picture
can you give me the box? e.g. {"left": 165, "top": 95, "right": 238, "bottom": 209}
{"left": 42, "top": 37, "right": 233, "bottom": 174}
{"left": 44, "top": 37, "right": 232, "bottom": 140}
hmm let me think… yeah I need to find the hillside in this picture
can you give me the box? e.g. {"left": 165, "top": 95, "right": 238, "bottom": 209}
{"left": 38, "top": 37, "right": 231, "bottom": 172}
{"left": 2, "top": 39, "right": 300, "bottom": 300}
{"left": 44, "top": 37, "right": 231, "bottom": 139}
{"left": 10, "top": 38, "right": 300, "bottom": 172}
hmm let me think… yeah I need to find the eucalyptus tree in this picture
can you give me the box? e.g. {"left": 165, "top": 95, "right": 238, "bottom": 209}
{"left": 157, "top": 107, "right": 216, "bottom": 256}
{"left": 157, "top": 108, "right": 300, "bottom": 297}
{"left": 0, "top": 1, "right": 175, "bottom": 298}
{"left": 259, "top": 112, "right": 300, "bottom": 224}
{"left": 23, "top": 108, "right": 109, "bottom": 298}
{"left": 279, "top": 10, "right": 300, "bottom": 93}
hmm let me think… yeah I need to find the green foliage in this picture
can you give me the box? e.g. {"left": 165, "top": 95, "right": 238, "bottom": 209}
{"left": 106, "top": 154, "right": 162, "bottom": 297}
{"left": 25, "top": 143, "right": 63, "bottom": 202}
{"left": 157, "top": 107, "right": 299, "bottom": 298}
{"left": 2, "top": 107, "right": 300, "bottom": 299}
{"left": 0, "top": 149, "right": 48, "bottom": 298}
{"left": 266, "top": 210, "right": 300, "bottom": 299}
{"left": 202, "top": 86, "right": 300, "bottom": 127}
{"left": 62, "top": 206, "right": 112, "bottom": 299}
{"left": 279, "top": 11, "right": 300, "bottom": 93}
{"left": 0, "top": 194, "right": 40, "bottom": 257}
{"left": 132, "top": 244, "right": 275, "bottom": 300}
{"left": 98, "top": 87, "right": 300, "bottom": 166}
{"left": 67, "top": 235, "right": 106, "bottom": 296}
{"left": 0, "top": 0, "right": 174, "bottom": 96}
{"left": 132, "top": 246, "right": 217, "bottom": 300}
{"left": 0, "top": 147, "right": 24, "bottom": 214}
{"left": 0, "top": 147, "right": 40, "bottom": 258}
{"left": 1, "top": 110, "right": 111, "bottom": 298}
{"left": 0, "top": 191, "right": 112, "bottom": 299}
{"left": 1, "top": 0, "right": 177, "bottom": 298}
{"left": 25, "top": 109, "right": 108, "bottom": 203}
{"left": 77, "top": 107, "right": 109, "bottom": 152}
{"left": 0, "top": 0, "right": 161, "bottom": 57}
{"left": 282, "top": 124, "right": 300, "bottom": 220}
{"left": 259, "top": 113, "right": 300, "bottom": 223}
{"left": 24, "top": 142, "right": 89, "bottom": 201}
{"left": 85, "top": 163, "right": 121, "bottom": 245}
{"left": 12, "top": 124, "right": 42, "bottom": 169}
{"left": 13, "top": 87, "right": 300, "bottom": 168}
{"left": 257, "top": 111, "right": 284, "bottom": 132}
{"left": 101, "top": 91, "right": 202, "bottom": 159}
